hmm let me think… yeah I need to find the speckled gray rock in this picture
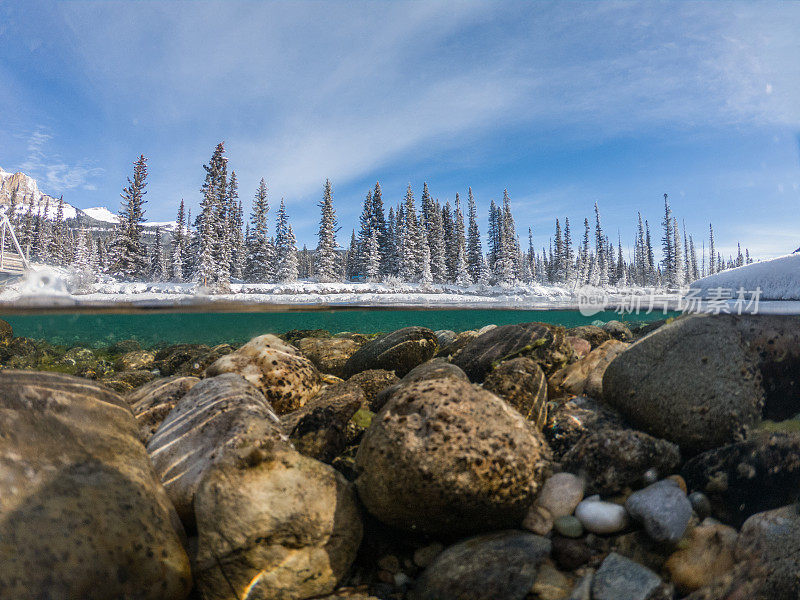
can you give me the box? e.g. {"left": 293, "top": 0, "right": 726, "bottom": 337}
{"left": 567, "top": 325, "right": 612, "bottom": 348}
{"left": 281, "top": 381, "right": 366, "bottom": 463}
{"left": 483, "top": 357, "right": 548, "bottom": 429}
{"left": 602, "top": 320, "right": 633, "bottom": 341}
{"left": 347, "top": 368, "right": 400, "bottom": 411}
{"left": 0, "top": 370, "right": 191, "bottom": 600}
{"left": 205, "top": 334, "right": 322, "bottom": 414}
{"left": 147, "top": 373, "right": 285, "bottom": 527}
{"left": 452, "top": 322, "right": 574, "bottom": 382}
{"left": 543, "top": 396, "right": 627, "bottom": 459}
{"left": 195, "top": 444, "right": 363, "bottom": 600}
{"left": 342, "top": 326, "right": 438, "bottom": 378}
{"left": 536, "top": 472, "right": 585, "bottom": 518}
{"left": 355, "top": 377, "right": 552, "bottom": 535}
{"left": 733, "top": 504, "right": 800, "bottom": 600}
{"left": 297, "top": 336, "right": 364, "bottom": 379}
{"left": 374, "top": 358, "right": 469, "bottom": 410}
{"left": 682, "top": 432, "right": 800, "bottom": 525}
{"left": 625, "top": 480, "right": 692, "bottom": 543}
{"left": 411, "top": 531, "right": 551, "bottom": 600}
{"left": 603, "top": 314, "right": 764, "bottom": 453}
{"left": 592, "top": 553, "right": 661, "bottom": 600}
{"left": 127, "top": 376, "right": 200, "bottom": 444}
{"left": 561, "top": 427, "right": 681, "bottom": 496}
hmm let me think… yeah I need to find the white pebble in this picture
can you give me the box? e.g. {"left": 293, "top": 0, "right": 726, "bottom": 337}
{"left": 574, "top": 498, "right": 629, "bottom": 534}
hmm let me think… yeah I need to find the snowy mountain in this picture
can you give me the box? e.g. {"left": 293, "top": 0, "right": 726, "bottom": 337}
{"left": 0, "top": 166, "right": 176, "bottom": 231}
{"left": 689, "top": 253, "right": 800, "bottom": 300}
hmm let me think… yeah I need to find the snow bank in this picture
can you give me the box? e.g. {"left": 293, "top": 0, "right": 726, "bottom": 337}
{"left": 689, "top": 253, "right": 800, "bottom": 301}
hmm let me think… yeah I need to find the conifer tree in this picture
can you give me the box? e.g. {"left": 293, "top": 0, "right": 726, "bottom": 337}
{"left": 708, "top": 223, "right": 716, "bottom": 275}
{"left": 275, "top": 200, "right": 297, "bottom": 282}
{"left": 246, "top": 178, "right": 272, "bottom": 282}
{"left": 316, "top": 179, "right": 339, "bottom": 282}
{"left": 466, "top": 188, "right": 482, "bottom": 283}
{"left": 400, "top": 185, "right": 419, "bottom": 281}
{"left": 108, "top": 155, "right": 149, "bottom": 280}
{"left": 149, "top": 227, "right": 167, "bottom": 281}
{"left": 364, "top": 227, "right": 380, "bottom": 282}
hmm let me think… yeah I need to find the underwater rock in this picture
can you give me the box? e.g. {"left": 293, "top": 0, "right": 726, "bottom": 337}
{"left": 195, "top": 445, "right": 363, "bottom": 600}
{"left": 483, "top": 356, "right": 548, "bottom": 429}
{"left": 282, "top": 328, "right": 331, "bottom": 344}
{"left": 562, "top": 427, "right": 681, "bottom": 496}
{"left": 665, "top": 521, "right": 738, "bottom": 593}
{"left": 177, "top": 343, "right": 235, "bottom": 377}
{"left": 281, "top": 380, "right": 366, "bottom": 463}
{"left": 0, "top": 318, "right": 11, "bottom": 341}
{"left": 435, "top": 329, "right": 478, "bottom": 358}
{"left": 355, "top": 377, "right": 552, "bottom": 535}
{"left": 625, "top": 479, "right": 692, "bottom": 544}
{"left": 536, "top": 472, "right": 585, "bottom": 519}
{"left": 433, "top": 329, "right": 456, "bottom": 350}
{"left": 346, "top": 368, "right": 400, "bottom": 411}
{"left": 374, "top": 358, "right": 469, "bottom": 410}
{"left": 567, "top": 335, "right": 592, "bottom": 358}
{"left": 574, "top": 497, "right": 629, "bottom": 535}
{"left": 566, "top": 324, "right": 612, "bottom": 348}
{"left": 543, "top": 396, "right": 627, "bottom": 459}
{"left": 342, "top": 326, "right": 438, "bottom": 378}
{"left": 603, "top": 314, "right": 764, "bottom": 453}
{"left": 297, "top": 336, "right": 364, "bottom": 379}
{"left": 0, "top": 370, "right": 191, "bottom": 599}
{"left": 592, "top": 553, "right": 661, "bottom": 600}
{"left": 155, "top": 343, "right": 212, "bottom": 376}
{"left": 114, "top": 349, "right": 155, "bottom": 372}
{"left": 101, "top": 369, "right": 157, "bottom": 393}
{"left": 205, "top": 334, "right": 322, "bottom": 414}
{"left": 452, "top": 321, "right": 574, "bottom": 382}
{"left": 411, "top": 531, "right": 551, "bottom": 600}
{"left": 681, "top": 432, "right": 800, "bottom": 525}
{"left": 127, "top": 376, "right": 200, "bottom": 444}
{"left": 549, "top": 339, "right": 627, "bottom": 399}
{"left": 147, "top": 373, "right": 285, "bottom": 527}
{"left": 602, "top": 320, "right": 633, "bottom": 341}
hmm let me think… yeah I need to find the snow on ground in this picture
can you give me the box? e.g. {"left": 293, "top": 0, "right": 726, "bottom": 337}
{"left": 0, "top": 268, "right": 684, "bottom": 312}
{"left": 689, "top": 253, "right": 800, "bottom": 301}
{"left": 81, "top": 207, "right": 119, "bottom": 223}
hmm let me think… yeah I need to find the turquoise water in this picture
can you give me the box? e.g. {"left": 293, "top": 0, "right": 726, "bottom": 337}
{"left": 0, "top": 309, "right": 678, "bottom": 348}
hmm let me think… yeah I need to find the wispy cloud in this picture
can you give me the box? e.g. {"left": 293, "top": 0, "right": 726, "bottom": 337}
{"left": 17, "top": 127, "right": 103, "bottom": 195}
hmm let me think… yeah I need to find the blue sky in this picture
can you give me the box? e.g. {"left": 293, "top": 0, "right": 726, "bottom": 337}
{"left": 1, "top": 1, "right": 799, "bottom": 259}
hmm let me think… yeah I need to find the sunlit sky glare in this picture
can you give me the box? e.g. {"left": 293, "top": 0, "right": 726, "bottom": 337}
{"left": 1, "top": 1, "right": 799, "bottom": 258}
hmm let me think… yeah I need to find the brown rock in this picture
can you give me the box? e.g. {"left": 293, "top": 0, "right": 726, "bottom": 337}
{"left": 127, "top": 376, "right": 200, "bottom": 444}
{"left": 483, "top": 357, "right": 548, "bottom": 429}
{"left": 566, "top": 325, "right": 612, "bottom": 348}
{"left": 666, "top": 522, "right": 737, "bottom": 593}
{"left": 549, "top": 340, "right": 627, "bottom": 399}
{"left": 355, "top": 377, "right": 552, "bottom": 535}
{"left": 347, "top": 369, "right": 400, "bottom": 411}
{"left": 0, "top": 370, "right": 191, "bottom": 599}
{"left": 568, "top": 335, "right": 592, "bottom": 358}
{"left": 298, "top": 336, "right": 364, "bottom": 378}
{"left": 205, "top": 334, "right": 322, "bottom": 414}
{"left": 114, "top": 349, "right": 155, "bottom": 372}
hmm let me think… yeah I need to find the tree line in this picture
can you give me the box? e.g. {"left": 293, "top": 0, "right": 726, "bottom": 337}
{"left": 3, "top": 142, "right": 753, "bottom": 290}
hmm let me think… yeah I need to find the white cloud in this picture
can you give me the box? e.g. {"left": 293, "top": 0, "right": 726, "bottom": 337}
{"left": 18, "top": 127, "right": 103, "bottom": 195}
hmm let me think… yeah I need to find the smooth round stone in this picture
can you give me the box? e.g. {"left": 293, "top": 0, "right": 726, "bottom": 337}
{"left": 625, "top": 480, "right": 693, "bottom": 544}
{"left": 689, "top": 491, "right": 712, "bottom": 519}
{"left": 554, "top": 515, "right": 584, "bottom": 538}
{"left": 642, "top": 468, "right": 659, "bottom": 486}
{"left": 536, "top": 472, "right": 585, "bottom": 518}
{"left": 574, "top": 498, "right": 629, "bottom": 535}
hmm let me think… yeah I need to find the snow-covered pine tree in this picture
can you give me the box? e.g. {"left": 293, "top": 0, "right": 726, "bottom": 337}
{"left": 455, "top": 245, "right": 471, "bottom": 287}
{"left": 227, "top": 172, "right": 245, "bottom": 280}
{"left": 73, "top": 227, "right": 92, "bottom": 272}
{"left": 453, "top": 193, "right": 467, "bottom": 280}
{"left": 554, "top": 219, "right": 564, "bottom": 283}
{"left": 195, "top": 143, "right": 228, "bottom": 288}
{"left": 737, "top": 243, "right": 744, "bottom": 267}
{"left": 365, "top": 227, "right": 380, "bottom": 282}
{"left": 345, "top": 230, "right": 357, "bottom": 280}
{"left": 441, "top": 201, "right": 455, "bottom": 281}
{"left": 418, "top": 218, "right": 433, "bottom": 285}
{"left": 428, "top": 200, "right": 446, "bottom": 283}
{"left": 108, "top": 155, "right": 149, "bottom": 280}
{"left": 487, "top": 199, "right": 499, "bottom": 275}
{"left": 645, "top": 220, "right": 656, "bottom": 285}
{"left": 708, "top": 223, "right": 716, "bottom": 275}
{"left": 149, "top": 227, "right": 167, "bottom": 281}
{"left": 274, "top": 200, "right": 298, "bottom": 282}
{"left": 594, "top": 202, "right": 608, "bottom": 286}
{"left": 672, "top": 216, "right": 683, "bottom": 287}
{"left": 372, "top": 182, "right": 390, "bottom": 276}
{"left": 466, "top": 188, "right": 482, "bottom": 283}
{"left": 400, "top": 185, "right": 418, "bottom": 281}
{"left": 316, "top": 179, "right": 339, "bottom": 282}
{"left": 564, "top": 217, "right": 574, "bottom": 284}
{"left": 245, "top": 178, "right": 271, "bottom": 283}
{"left": 689, "top": 235, "right": 699, "bottom": 282}
{"left": 527, "top": 227, "right": 537, "bottom": 282}
{"left": 169, "top": 199, "right": 186, "bottom": 281}
{"left": 354, "top": 190, "right": 374, "bottom": 280}
{"left": 384, "top": 206, "right": 398, "bottom": 277}
{"left": 616, "top": 232, "right": 625, "bottom": 284}
{"left": 48, "top": 195, "right": 65, "bottom": 265}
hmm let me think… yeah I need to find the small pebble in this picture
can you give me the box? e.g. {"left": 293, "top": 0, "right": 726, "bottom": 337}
{"left": 625, "top": 480, "right": 692, "bottom": 544}
{"left": 667, "top": 474, "right": 687, "bottom": 493}
{"left": 592, "top": 552, "right": 661, "bottom": 600}
{"left": 554, "top": 515, "right": 584, "bottom": 538}
{"left": 413, "top": 543, "right": 444, "bottom": 568}
{"left": 575, "top": 499, "right": 629, "bottom": 535}
{"left": 523, "top": 504, "right": 553, "bottom": 536}
{"left": 552, "top": 537, "right": 592, "bottom": 571}
{"left": 689, "top": 491, "right": 712, "bottom": 519}
{"left": 642, "top": 468, "right": 659, "bottom": 486}
{"left": 537, "top": 472, "right": 585, "bottom": 518}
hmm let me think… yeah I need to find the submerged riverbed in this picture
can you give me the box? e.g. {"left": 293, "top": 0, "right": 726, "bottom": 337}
{"left": 0, "top": 307, "right": 677, "bottom": 347}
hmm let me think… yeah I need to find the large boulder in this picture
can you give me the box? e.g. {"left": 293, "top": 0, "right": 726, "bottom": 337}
{"left": 146, "top": 373, "right": 284, "bottom": 527}
{"left": 411, "top": 531, "right": 551, "bottom": 600}
{"left": 205, "top": 334, "right": 322, "bottom": 414}
{"left": 373, "top": 358, "right": 469, "bottom": 410}
{"left": 127, "top": 376, "right": 200, "bottom": 444}
{"left": 194, "top": 445, "right": 363, "bottom": 600}
{"left": 452, "top": 322, "right": 573, "bottom": 382}
{"left": 281, "top": 381, "right": 366, "bottom": 463}
{"left": 483, "top": 357, "right": 548, "bottom": 429}
{"left": 342, "top": 327, "right": 438, "bottom": 378}
{"left": 549, "top": 339, "right": 627, "bottom": 399}
{"left": 682, "top": 432, "right": 800, "bottom": 525}
{"left": 0, "top": 370, "right": 191, "bottom": 599}
{"left": 297, "top": 336, "right": 364, "bottom": 379}
{"left": 355, "top": 377, "right": 552, "bottom": 535}
{"left": 603, "top": 315, "right": 764, "bottom": 453}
